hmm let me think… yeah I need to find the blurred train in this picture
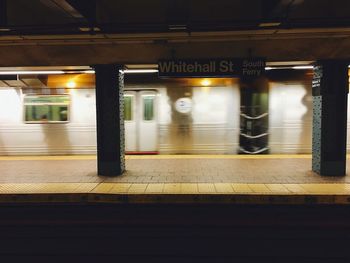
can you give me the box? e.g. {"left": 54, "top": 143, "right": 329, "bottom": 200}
{"left": 0, "top": 69, "right": 348, "bottom": 155}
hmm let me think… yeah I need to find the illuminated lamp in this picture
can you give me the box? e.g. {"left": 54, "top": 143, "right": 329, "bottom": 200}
{"left": 201, "top": 79, "right": 211, "bottom": 86}
{"left": 66, "top": 80, "right": 76, "bottom": 88}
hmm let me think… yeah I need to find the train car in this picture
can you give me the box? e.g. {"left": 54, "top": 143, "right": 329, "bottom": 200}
{"left": 0, "top": 69, "right": 348, "bottom": 156}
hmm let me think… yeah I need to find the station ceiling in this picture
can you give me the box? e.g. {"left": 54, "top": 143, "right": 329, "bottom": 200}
{"left": 2, "top": 0, "right": 350, "bottom": 35}
{"left": 0, "top": 0, "right": 349, "bottom": 66}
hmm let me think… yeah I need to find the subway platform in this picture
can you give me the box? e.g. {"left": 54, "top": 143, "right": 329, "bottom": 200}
{"left": 1, "top": 155, "right": 350, "bottom": 205}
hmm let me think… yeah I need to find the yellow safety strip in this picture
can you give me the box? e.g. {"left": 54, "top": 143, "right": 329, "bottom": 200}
{"left": 0, "top": 182, "right": 349, "bottom": 204}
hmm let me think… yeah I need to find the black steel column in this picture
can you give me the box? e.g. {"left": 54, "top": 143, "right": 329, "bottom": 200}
{"left": 94, "top": 64, "right": 125, "bottom": 176}
{"left": 312, "top": 60, "right": 349, "bottom": 176}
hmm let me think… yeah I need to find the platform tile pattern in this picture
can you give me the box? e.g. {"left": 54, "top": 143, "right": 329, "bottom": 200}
{"left": 0, "top": 155, "right": 349, "bottom": 184}
{"left": 0, "top": 155, "right": 350, "bottom": 204}
{"left": 0, "top": 182, "right": 349, "bottom": 195}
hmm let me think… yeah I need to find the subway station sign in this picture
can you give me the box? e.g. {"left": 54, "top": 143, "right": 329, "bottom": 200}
{"left": 158, "top": 58, "right": 265, "bottom": 78}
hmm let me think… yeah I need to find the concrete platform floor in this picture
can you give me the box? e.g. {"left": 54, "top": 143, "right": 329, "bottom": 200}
{"left": 1, "top": 155, "right": 350, "bottom": 204}
{"left": 0, "top": 154, "right": 349, "bottom": 184}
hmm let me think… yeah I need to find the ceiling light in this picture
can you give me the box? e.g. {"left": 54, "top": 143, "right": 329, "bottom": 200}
{"left": 83, "top": 70, "right": 95, "bottom": 74}
{"left": 264, "top": 66, "right": 289, "bottom": 70}
{"left": 201, "top": 79, "right": 211, "bottom": 86}
{"left": 0, "top": 28, "right": 11, "bottom": 32}
{"left": 66, "top": 80, "right": 76, "bottom": 88}
{"left": 264, "top": 66, "right": 314, "bottom": 70}
{"left": 0, "top": 70, "right": 65, "bottom": 75}
{"left": 292, "top": 66, "right": 314, "bottom": 70}
{"left": 79, "top": 27, "right": 101, "bottom": 32}
{"left": 79, "top": 27, "right": 90, "bottom": 32}
{"left": 259, "top": 22, "right": 281, "bottom": 27}
{"left": 169, "top": 24, "right": 187, "bottom": 30}
{"left": 123, "top": 69, "right": 158, "bottom": 74}
{"left": 80, "top": 69, "right": 159, "bottom": 74}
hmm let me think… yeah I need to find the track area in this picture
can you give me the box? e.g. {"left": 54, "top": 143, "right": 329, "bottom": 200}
{"left": 0, "top": 203, "right": 349, "bottom": 262}
{"left": 0, "top": 155, "right": 350, "bottom": 261}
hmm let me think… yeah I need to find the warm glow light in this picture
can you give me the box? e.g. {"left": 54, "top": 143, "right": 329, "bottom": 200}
{"left": 201, "top": 79, "right": 211, "bottom": 86}
{"left": 201, "top": 86, "right": 211, "bottom": 93}
{"left": 66, "top": 80, "right": 76, "bottom": 88}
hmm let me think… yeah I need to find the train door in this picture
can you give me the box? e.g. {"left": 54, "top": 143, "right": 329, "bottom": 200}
{"left": 124, "top": 90, "right": 158, "bottom": 153}
{"left": 124, "top": 91, "right": 137, "bottom": 151}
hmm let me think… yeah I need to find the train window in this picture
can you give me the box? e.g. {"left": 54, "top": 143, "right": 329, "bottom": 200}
{"left": 124, "top": 95, "right": 133, "bottom": 121}
{"left": 143, "top": 95, "right": 154, "bottom": 121}
{"left": 24, "top": 95, "right": 69, "bottom": 123}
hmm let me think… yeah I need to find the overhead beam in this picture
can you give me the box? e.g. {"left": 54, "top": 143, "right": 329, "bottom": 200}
{"left": 0, "top": 35, "right": 349, "bottom": 66}
{"left": 65, "top": 0, "right": 96, "bottom": 25}
{"left": 40, "top": 0, "right": 84, "bottom": 19}
{"left": 39, "top": 0, "right": 97, "bottom": 32}
{"left": 166, "top": 0, "right": 189, "bottom": 31}
{"left": 0, "top": 0, "right": 6, "bottom": 27}
{"left": 262, "top": 0, "right": 280, "bottom": 19}
{"left": 262, "top": 0, "right": 304, "bottom": 20}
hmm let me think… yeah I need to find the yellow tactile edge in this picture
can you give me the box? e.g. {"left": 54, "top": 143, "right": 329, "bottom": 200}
{"left": 0, "top": 183, "right": 350, "bottom": 205}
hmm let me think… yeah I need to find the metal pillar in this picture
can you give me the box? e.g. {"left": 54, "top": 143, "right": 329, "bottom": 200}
{"left": 94, "top": 64, "right": 125, "bottom": 176}
{"left": 312, "top": 60, "right": 349, "bottom": 176}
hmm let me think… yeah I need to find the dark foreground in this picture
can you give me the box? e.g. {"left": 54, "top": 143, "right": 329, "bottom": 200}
{"left": 0, "top": 203, "right": 349, "bottom": 262}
